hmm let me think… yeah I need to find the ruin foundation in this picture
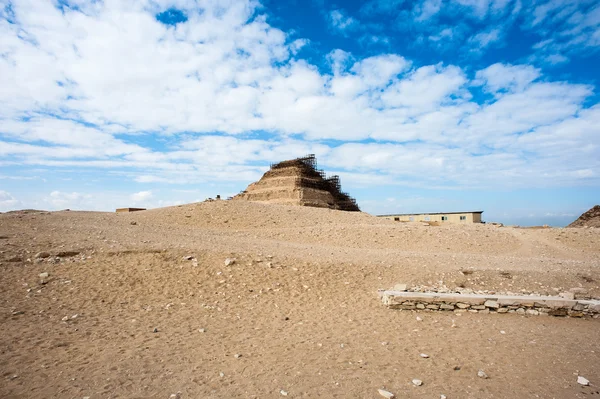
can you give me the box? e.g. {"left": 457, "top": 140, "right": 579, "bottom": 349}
{"left": 381, "top": 291, "right": 600, "bottom": 318}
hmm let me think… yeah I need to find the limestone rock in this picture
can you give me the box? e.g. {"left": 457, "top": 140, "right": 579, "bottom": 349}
{"left": 378, "top": 389, "right": 395, "bottom": 398}
{"left": 393, "top": 284, "right": 408, "bottom": 291}
{"left": 577, "top": 376, "right": 590, "bottom": 386}
{"left": 224, "top": 258, "right": 236, "bottom": 266}
{"left": 484, "top": 300, "right": 499, "bottom": 308}
{"left": 559, "top": 292, "right": 575, "bottom": 300}
{"left": 412, "top": 379, "right": 423, "bottom": 386}
{"left": 477, "top": 370, "right": 489, "bottom": 379}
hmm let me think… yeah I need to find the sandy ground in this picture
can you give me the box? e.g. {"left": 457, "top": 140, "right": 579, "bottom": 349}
{"left": 1, "top": 200, "right": 599, "bottom": 399}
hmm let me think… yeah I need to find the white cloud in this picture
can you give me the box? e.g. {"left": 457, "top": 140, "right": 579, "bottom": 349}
{"left": 468, "top": 27, "right": 502, "bottom": 50}
{"left": 0, "top": 190, "right": 21, "bottom": 211}
{"left": 0, "top": 0, "right": 598, "bottom": 196}
{"left": 474, "top": 63, "right": 541, "bottom": 95}
{"left": 414, "top": 0, "right": 442, "bottom": 21}
{"left": 45, "top": 190, "right": 91, "bottom": 209}
{"left": 130, "top": 190, "right": 153, "bottom": 202}
{"left": 328, "top": 9, "right": 358, "bottom": 33}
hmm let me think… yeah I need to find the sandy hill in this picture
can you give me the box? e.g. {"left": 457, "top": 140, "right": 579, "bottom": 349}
{"left": 1, "top": 200, "right": 599, "bottom": 398}
{"left": 233, "top": 155, "right": 360, "bottom": 211}
{"left": 568, "top": 205, "right": 600, "bottom": 228}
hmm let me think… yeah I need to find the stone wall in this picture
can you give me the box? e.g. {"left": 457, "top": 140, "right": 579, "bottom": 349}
{"left": 381, "top": 291, "right": 600, "bottom": 318}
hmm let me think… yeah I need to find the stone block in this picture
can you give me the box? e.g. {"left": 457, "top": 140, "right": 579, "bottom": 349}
{"left": 484, "top": 300, "right": 499, "bottom": 308}
{"left": 393, "top": 284, "right": 408, "bottom": 292}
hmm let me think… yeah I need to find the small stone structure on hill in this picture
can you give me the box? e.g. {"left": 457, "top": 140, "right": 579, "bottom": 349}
{"left": 568, "top": 205, "right": 600, "bottom": 228}
{"left": 233, "top": 155, "right": 360, "bottom": 211}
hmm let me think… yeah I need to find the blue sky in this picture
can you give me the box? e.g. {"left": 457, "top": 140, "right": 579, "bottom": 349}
{"left": 0, "top": 0, "right": 599, "bottom": 226}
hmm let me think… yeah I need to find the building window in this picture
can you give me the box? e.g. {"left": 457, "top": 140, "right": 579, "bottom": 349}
{"left": 394, "top": 217, "right": 399, "bottom": 221}
{"left": 460, "top": 216, "right": 466, "bottom": 221}
{"left": 441, "top": 216, "right": 448, "bottom": 221}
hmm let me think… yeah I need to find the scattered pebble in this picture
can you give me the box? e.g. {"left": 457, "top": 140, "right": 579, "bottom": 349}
{"left": 153, "top": 328, "right": 159, "bottom": 333}
{"left": 412, "top": 379, "right": 423, "bottom": 386}
{"left": 234, "top": 353, "right": 241, "bottom": 359}
{"left": 420, "top": 353, "right": 429, "bottom": 358}
{"left": 477, "top": 370, "right": 489, "bottom": 379}
{"left": 198, "top": 328, "right": 206, "bottom": 333}
{"left": 577, "top": 376, "right": 590, "bottom": 386}
{"left": 440, "top": 395, "right": 447, "bottom": 399}
{"left": 416, "top": 316, "right": 423, "bottom": 321}
{"left": 280, "top": 389, "right": 288, "bottom": 396}
{"left": 500, "top": 330, "right": 506, "bottom": 334}
{"left": 219, "top": 372, "right": 225, "bottom": 378}
{"left": 39, "top": 272, "right": 49, "bottom": 279}
{"left": 224, "top": 258, "right": 235, "bottom": 266}
{"left": 378, "top": 388, "right": 395, "bottom": 398}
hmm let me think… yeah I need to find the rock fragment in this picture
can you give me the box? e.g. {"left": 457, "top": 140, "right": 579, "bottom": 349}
{"left": 477, "top": 370, "right": 489, "bottom": 379}
{"left": 224, "top": 258, "right": 236, "bottom": 266}
{"left": 577, "top": 376, "right": 590, "bottom": 386}
{"left": 412, "top": 379, "right": 423, "bottom": 386}
{"left": 420, "top": 353, "right": 429, "bottom": 358}
{"left": 378, "top": 388, "right": 395, "bottom": 398}
{"left": 393, "top": 283, "right": 408, "bottom": 291}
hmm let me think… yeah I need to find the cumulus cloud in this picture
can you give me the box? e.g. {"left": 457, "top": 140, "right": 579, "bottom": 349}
{"left": 0, "top": 0, "right": 598, "bottom": 197}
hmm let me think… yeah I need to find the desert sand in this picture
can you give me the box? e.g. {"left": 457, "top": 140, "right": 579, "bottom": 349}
{"left": 1, "top": 200, "right": 599, "bottom": 398}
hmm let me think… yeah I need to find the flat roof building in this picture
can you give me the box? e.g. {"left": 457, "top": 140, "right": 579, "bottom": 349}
{"left": 378, "top": 211, "right": 483, "bottom": 224}
{"left": 116, "top": 207, "right": 147, "bottom": 213}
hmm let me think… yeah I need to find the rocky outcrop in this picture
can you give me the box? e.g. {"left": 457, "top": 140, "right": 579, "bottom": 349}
{"left": 568, "top": 205, "right": 600, "bottom": 228}
{"left": 233, "top": 155, "right": 360, "bottom": 211}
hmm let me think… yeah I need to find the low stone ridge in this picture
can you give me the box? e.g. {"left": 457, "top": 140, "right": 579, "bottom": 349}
{"left": 382, "top": 291, "right": 600, "bottom": 317}
{"left": 568, "top": 205, "right": 600, "bottom": 228}
{"left": 233, "top": 154, "right": 360, "bottom": 211}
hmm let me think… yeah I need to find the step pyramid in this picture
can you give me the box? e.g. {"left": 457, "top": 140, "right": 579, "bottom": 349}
{"left": 233, "top": 155, "right": 360, "bottom": 211}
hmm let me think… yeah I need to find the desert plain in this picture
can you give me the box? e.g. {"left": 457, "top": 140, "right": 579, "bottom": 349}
{"left": 1, "top": 200, "right": 599, "bottom": 398}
